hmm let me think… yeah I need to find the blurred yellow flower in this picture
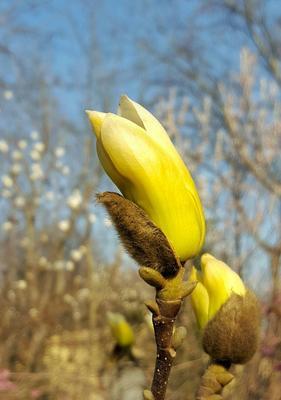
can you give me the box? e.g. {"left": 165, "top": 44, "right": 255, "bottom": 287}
{"left": 189, "top": 254, "right": 246, "bottom": 329}
{"left": 86, "top": 95, "right": 205, "bottom": 261}
{"left": 107, "top": 312, "right": 135, "bottom": 347}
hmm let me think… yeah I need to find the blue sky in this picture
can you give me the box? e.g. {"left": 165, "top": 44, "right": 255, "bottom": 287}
{"left": 1, "top": 0, "right": 251, "bottom": 118}
{"left": 3, "top": 0, "right": 279, "bottom": 134}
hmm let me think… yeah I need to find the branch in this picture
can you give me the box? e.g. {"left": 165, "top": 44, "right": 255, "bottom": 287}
{"left": 222, "top": 104, "right": 281, "bottom": 197}
{"left": 150, "top": 299, "right": 181, "bottom": 399}
{"left": 141, "top": 267, "right": 196, "bottom": 400}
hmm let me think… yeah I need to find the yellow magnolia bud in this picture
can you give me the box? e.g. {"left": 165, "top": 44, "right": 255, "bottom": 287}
{"left": 189, "top": 254, "right": 260, "bottom": 364}
{"left": 86, "top": 95, "right": 205, "bottom": 261}
{"left": 107, "top": 312, "right": 135, "bottom": 347}
{"left": 189, "top": 254, "right": 246, "bottom": 328}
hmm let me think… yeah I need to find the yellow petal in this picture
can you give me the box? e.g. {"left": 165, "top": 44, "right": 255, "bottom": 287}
{"left": 100, "top": 113, "right": 205, "bottom": 260}
{"left": 86, "top": 110, "right": 127, "bottom": 189}
{"left": 118, "top": 97, "right": 206, "bottom": 255}
{"left": 118, "top": 95, "right": 146, "bottom": 129}
{"left": 201, "top": 253, "right": 246, "bottom": 320}
{"left": 119, "top": 95, "right": 173, "bottom": 149}
{"left": 86, "top": 110, "right": 106, "bottom": 139}
{"left": 189, "top": 266, "right": 209, "bottom": 329}
{"left": 96, "top": 140, "right": 128, "bottom": 190}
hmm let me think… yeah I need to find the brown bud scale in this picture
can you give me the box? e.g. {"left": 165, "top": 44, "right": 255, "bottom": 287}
{"left": 97, "top": 192, "right": 180, "bottom": 277}
{"left": 203, "top": 290, "right": 260, "bottom": 364}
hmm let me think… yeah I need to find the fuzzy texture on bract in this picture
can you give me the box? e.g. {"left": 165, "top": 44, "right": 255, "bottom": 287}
{"left": 97, "top": 192, "right": 180, "bottom": 277}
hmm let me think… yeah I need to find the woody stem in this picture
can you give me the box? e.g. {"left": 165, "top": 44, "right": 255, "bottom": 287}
{"left": 150, "top": 299, "right": 181, "bottom": 400}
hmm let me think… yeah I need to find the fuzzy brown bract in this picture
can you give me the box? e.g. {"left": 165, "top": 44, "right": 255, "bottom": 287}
{"left": 203, "top": 290, "right": 261, "bottom": 364}
{"left": 97, "top": 192, "right": 181, "bottom": 277}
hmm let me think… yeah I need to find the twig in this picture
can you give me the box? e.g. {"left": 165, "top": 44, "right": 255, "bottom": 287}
{"left": 150, "top": 299, "right": 181, "bottom": 400}
{"left": 142, "top": 267, "right": 195, "bottom": 400}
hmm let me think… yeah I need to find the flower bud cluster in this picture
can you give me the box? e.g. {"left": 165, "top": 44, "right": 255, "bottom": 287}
{"left": 87, "top": 96, "right": 260, "bottom": 365}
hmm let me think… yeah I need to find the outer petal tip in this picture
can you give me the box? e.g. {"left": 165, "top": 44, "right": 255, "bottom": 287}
{"left": 86, "top": 110, "right": 106, "bottom": 139}
{"left": 201, "top": 253, "right": 215, "bottom": 265}
{"left": 118, "top": 95, "right": 130, "bottom": 113}
{"left": 118, "top": 95, "right": 145, "bottom": 129}
{"left": 119, "top": 94, "right": 130, "bottom": 104}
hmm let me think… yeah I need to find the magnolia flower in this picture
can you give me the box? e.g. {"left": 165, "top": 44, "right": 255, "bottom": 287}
{"left": 70, "top": 249, "right": 83, "bottom": 262}
{"left": 12, "top": 150, "right": 23, "bottom": 161}
{"left": 0, "top": 140, "right": 9, "bottom": 153}
{"left": 14, "top": 196, "right": 26, "bottom": 208}
{"left": 11, "top": 164, "right": 22, "bottom": 175}
{"left": 30, "top": 163, "right": 44, "bottom": 180}
{"left": 30, "top": 130, "right": 39, "bottom": 140}
{"left": 16, "top": 280, "right": 27, "bottom": 290}
{"left": 61, "top": 165, "right": 70, "bottom": 175}
{"left": 87, "top": 96, "right": 205, "bottom": 261}
{"left": 34, "top": 142, "right": 45, "bottom": 153}
{"left": 55, "top": 147, "right": 65, "bottom": 158}
{"left": 30, "top": 149, "right": 41, "bottom": 161}
{"left": 18, "top": 140, "right": 27, "bottom": 150}
{"left": 40, "top": 233, "right": 49, "bottom": 243}
{"left": 189, "top": 253, "right": 260, "bottom": 364}
{"left": 38, "top": 256, "right": 48, "bottom": 267}
{"left": 107, "top": 312, "right": 135, "bottom": 347}
{"left": 79, "top": 245, "right": 87, "bottom": 254}
{"left": 45, "top": 191, "right": 55, "bottom": 201}
{"left": 89, "top": 213, "right": 97, "bottom": 223}
{"left": 20, "top": 237, "right": 30, "bottom": 248}
{"left": 77, "top": 287, "right": 91, "bottom": 300}
{"left": 64, "top": 294, "right": 75, "bottom": 305}
{"left": 58, "top": 219, "right": 70, "bottom": 232}
{"left": 67, "top": 190, "right": 82, "bottom": 210}
{"left": 2, "top": 175, "right": 13, "bottom": 188}
{"left": 65, "top": 261, "right": 75, "bottom": 271}
{"left": 2, "top": 221, "right": 13, "bottom": 232}
{"left": 54, "top": 260, "right": 65, "bottom": 270}
{"left": 189, "top": 253, "right": 246, "bottom": 329}
{"left": 29, "top": 308, "right": 39, "bottom": 319}
{"left": 3, "top": 90, "right": 13, "bottom": 100}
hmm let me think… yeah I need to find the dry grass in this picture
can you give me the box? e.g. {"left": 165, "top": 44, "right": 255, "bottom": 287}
{"left": 0, "top": 247, "right": 280, "bottom": 399}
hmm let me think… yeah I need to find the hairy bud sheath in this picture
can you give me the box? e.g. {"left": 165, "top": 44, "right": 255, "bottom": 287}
{"left": 203, "top": 290, "right": 260, "bottom": 364}
{"left": 97, "top": 192, "right": 180, "bottom": 277}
